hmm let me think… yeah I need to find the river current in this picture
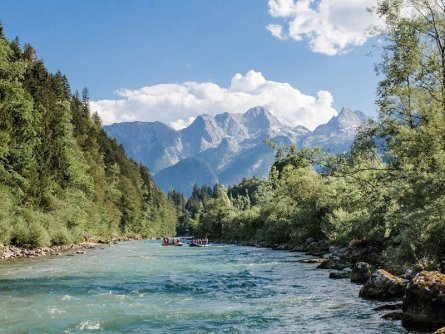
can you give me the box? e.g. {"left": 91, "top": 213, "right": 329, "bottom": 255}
{"left": 0, "top": 240, "right": 407, "bottom": 333}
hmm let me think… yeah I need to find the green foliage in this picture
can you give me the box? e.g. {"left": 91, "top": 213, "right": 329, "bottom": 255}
{"left": 0, "top": 186, "right": 14, "bottom": 245}
{"left": 186, "top": 1, "right": 445, "bottom": 270}
{"left": 0, "top": 28, "right": 176, "bottom": 248}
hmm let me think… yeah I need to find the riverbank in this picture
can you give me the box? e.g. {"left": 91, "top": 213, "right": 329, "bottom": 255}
{"left": 0, "top": 236, "right": 148, "bottom": 261}
{"left": 230, "top": 238, "right": 445, "bottom": 333}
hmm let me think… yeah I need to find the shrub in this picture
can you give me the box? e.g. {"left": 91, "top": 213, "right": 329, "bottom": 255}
{"left": 0, "top": 186, "right": 14, "bottom": 245}
{"left": 49, "top": 226, "right": 72, "bottom": 245}
{"left": 27, "top": 222, "right": 50, "bottom": 248}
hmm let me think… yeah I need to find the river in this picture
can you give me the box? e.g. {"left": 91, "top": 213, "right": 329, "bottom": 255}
{"left": 0, "top": 240, "right": 407, "bottom": 333}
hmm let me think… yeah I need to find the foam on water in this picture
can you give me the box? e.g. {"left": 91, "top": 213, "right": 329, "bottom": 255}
{"left": 0, "top": 240, "right": 409, "bottom": 333}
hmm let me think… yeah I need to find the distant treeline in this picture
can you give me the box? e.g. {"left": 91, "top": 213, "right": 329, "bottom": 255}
{"left": 0, "top": 25, "right": 176, "bottom": 248}
{"left": 171, "top": 0, "right": 445, "bottom": 271}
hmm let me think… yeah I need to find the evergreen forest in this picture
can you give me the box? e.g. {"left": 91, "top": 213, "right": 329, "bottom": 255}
{"left": 0, "top": 26, "right": 176, "bottom": 248}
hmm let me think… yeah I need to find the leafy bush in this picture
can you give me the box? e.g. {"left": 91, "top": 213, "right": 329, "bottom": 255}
{"left": 27, "top": 222, "right": 50, "bottom": 248}
{"left": 49, "top": 226, "right": 72, "bottom": 245}
{"left": 0, "top": 186, "right": 14, "bottom": 245}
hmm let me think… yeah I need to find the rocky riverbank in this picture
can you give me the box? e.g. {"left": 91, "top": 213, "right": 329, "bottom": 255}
{"left": 0, "top": 236, "right": 142, "bottom": 261}
{"left": 237, "top": 238, "right": 445, "bottom": 332}
{"left": 308, "top": 249, "right": 445, "bottom": 332}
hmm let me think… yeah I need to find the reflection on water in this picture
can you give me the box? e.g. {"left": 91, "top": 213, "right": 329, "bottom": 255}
{"left": 0, "top": 241, "right": 406, "bottom": 333}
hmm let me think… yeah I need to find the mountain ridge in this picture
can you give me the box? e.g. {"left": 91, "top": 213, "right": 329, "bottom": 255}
{"left": 105, "top": 106, "right": 368, "bottom": 196}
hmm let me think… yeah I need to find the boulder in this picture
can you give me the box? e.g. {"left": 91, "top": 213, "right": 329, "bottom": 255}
{"left": 298, "top": 258, "right": 324, "bottom": 264}
{"left": 291, "top": 245, "right": 306, "bottom": 252}
{"left": 359, "top": 269, "right": 407, "bottom": 300}
{"left": 400, "top": 268, "right": 417, "bottom": 280}
{"left": 329, "top": 270, "right": 351, "bottom": 279}
{"left": 1, "top": 251, "right": 14, "bottom": 260}
{"left": 402, "top": 271, "right": 445, "bottom": 329}
{"left": 434, "top": 328, "right": 445, "bottom": 334}
{"left": 382, "top": 311, "right": 405, "bottom": 321}
{"left": 317, "top": 259, "right": 351, "bottom": 270}
{"left": 351, "top": 262, "right": 373, "bottom": 284}
{"left": 305, "top": 237, "right": 314, "bottom": 244}
{"left": 372, "top": 303, "right": 402, "bottom": 311}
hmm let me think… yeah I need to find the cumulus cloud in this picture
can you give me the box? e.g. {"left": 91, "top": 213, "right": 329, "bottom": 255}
{"left": 266, "top": 24, "right": 287, "bottom": 40}
{"left": 91, "top": 70, "right": 337, "bottom": 131}
{"left": 266, "top": 0, "right": 383, "bottom": 55}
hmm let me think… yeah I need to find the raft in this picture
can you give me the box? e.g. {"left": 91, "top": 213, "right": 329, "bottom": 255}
{"left": 189, "top": 243, "right": 208, "bottom": 247}
{"left": 161, "top": 242, "right": 184, "bottom": 246}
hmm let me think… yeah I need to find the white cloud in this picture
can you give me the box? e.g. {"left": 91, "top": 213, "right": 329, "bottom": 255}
{"left": 266, "top": 0, "right": 383, "bottom": 55}
{"left": 91, "top": 70, "right": 337, "bottom": 131}
{"left": 170, "top": 117, "right": 196, "bottom": 130}
{"left": 266, "top": 24, "right": 287, "bottom": 40}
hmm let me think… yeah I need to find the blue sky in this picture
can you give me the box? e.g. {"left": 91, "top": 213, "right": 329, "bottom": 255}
{"left": 0, "top": 0, "right": 381, "bottom": 129}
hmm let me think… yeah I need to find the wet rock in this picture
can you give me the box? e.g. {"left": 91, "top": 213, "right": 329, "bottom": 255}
{"left": 329, "top": 270, "right": 351, "bottom": 279}
{"left": 305, "top": 237, "right": 314, "bottom": 244}
{"left": 434, "top": 328, "right": 445, "bottom": 334}
{"left": 382, "top": 311, "right": 405, "bottom": 321}
{"left": 400, "top": 268, "right": 417, "bottom": 281}
{"left": 76, "top": 250, "right": 86, "bottom": 254}
{"left": 298, "top": 258, "right": 324, "bottom": 264}
{"left": 317, "top": 259, "right": 351, "bottom": 270}
{"left": 359, "top": 269, "right": 407, "bottom": 300}
{"left": 291, "top": 245, "right": 306, "bottom": 252}
{"left": 402, "top": 271, "right": 445, "bottom": 329}
{"left": 373, "top": 303, "right": 402, "bottom": 311}
{"left": 1, "top": 252, "right": 14, "bottom": 259}
{"left": 351, "top": 262, "right": 373, "bottom": 284}
{"left": 305, "top": 241, "right": 328, "bottom": 257}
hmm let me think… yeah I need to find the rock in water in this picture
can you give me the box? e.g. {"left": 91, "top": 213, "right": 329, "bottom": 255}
{"left": 359, "top": 269, "right": 407, "bottom": 300}
{"left": 372, "top": 303, "right": 402, "bottom": 311}
{"left": 317, "top": 259, "right": 350, "bottom": 270}
{"left": 382, "top": 311, "right": 405, "bottom": 321}
{"left": 329, "top": 270, "right": 351, "bottom": 279}
{"left": 403, "top": 271, "right": 445, "bottom": 329}
{"left": 351, "top": 262, "right": 372, "bottom": 284}
{"left": 298, "top": 258, "right": 324, "bottom": 264}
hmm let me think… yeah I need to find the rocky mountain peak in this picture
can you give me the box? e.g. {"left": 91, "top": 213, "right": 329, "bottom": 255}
{"left": 335, "top": 108, "right": 368, "bottom": 131}
{"left": 243, "top": 106, "right": 278, "bottom": 123}
{"left": 293, "top": 125, "right": 311, "bottom": 136}
{"left": 105, "top": 106, "right": 369, "bottom": 194}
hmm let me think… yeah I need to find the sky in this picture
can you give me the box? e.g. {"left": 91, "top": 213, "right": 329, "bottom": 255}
{"left": 0, "top": 0, "right": 384, "bottom": 130}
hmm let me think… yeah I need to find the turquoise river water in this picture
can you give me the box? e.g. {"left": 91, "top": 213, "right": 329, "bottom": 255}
{"left": 0, "top": 240, "right": 408, "bottom": 333}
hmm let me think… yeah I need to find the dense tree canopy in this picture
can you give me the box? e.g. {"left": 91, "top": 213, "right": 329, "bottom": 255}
{"left": 0, "top": 26, "right": 176, "bottom": 247}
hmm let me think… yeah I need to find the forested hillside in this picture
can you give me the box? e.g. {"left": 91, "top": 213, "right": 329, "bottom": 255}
{"left": 0, "top": 25, "right": 176, "bottom": 248}
{"left": 184, "top": 0, "right": 445, "bottom": 271}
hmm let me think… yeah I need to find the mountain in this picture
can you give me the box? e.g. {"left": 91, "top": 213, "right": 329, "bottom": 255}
{"left": 302, "top": 108, "right": 368, "bottom": 153}
{"left": 104, "top": 106, "right": 368, "bottom": 194}
{"left": 153, "top": 158, "right": 218, "bottom": 196}
{"left": 104, "top": 121, "right": 182, "bottom": 173}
